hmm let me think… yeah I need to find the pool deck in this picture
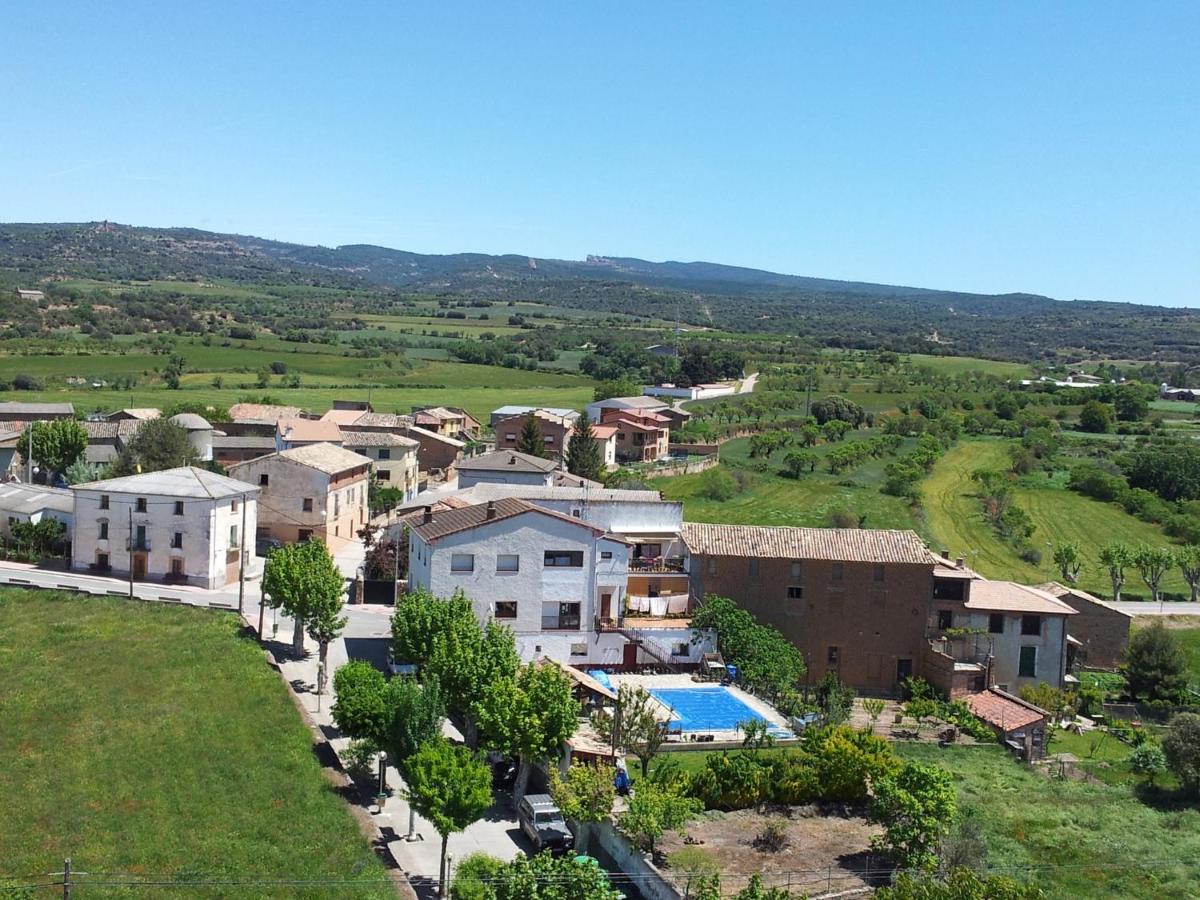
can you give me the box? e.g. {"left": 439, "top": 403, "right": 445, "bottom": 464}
{"left": 608, "top": 672, "right": 794, "bottom": 742}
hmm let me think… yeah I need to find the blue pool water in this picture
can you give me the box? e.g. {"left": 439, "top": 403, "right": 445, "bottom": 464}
{"left": 648, "top": 686, "right": 792, "bottom": 737}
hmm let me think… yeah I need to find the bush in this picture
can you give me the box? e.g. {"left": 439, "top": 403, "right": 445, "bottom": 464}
{"left": 1162, "top": 713, "right": 1200, "bottom": 797}
{"left": 1124, "top": 623, "right": 1188, "bottom": 703}
{"left": 697, "top": 468, "right": 736, "bottom": 502}
{"left": 11, "top": 374, "right": 42, "bottom": 391}
{"left": 342, "top": 739, "right": 376, "bottom": 780}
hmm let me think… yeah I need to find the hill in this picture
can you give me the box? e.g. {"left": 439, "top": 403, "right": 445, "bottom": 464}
{"left": 3, "top": 221, "right": 1199, "bottom": 361}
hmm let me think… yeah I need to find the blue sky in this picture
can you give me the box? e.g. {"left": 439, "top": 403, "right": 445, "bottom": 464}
{"left": 2, "top": 2, "right": 1196, "bottom": 306}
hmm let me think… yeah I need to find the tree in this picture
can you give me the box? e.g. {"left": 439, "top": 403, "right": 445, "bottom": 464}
{"left": 64, "top": 458, "right": 102, "bottom": 485}
{"left": 782, "top": 449, "right": 817, "bottom": 478}
{"left": 550, "top": 763, "right": 615, "bottom": 850}
{"left": 869, "top": 762, "right": 958, "bottom": 873}
{"left": 332, "top": 660, "right": 391, "bottom": 747}
{"left": 18, "top": 419, "right": 88, "bottom": 478}
{"left": 690, "top": 596, "right": 806, "bottom": 698}
{"left": 8, "top": 518, "right": 66, "bottom": 559}
{"left": 877, "top": 869, "right": 1045, "bottom": 899}
{"left": 1123, "top": 623, "right": 1188, "bottom": 702}
{"left": 566, "top": 413, "right": 605, "bottom": 482}
{"left": 617, "top": 778, "right": 702, "bottom": 859}
{"left": 1130, "top": 742, "right": 1167, "bottom": 786}
{"left": 811, "top": 395, "right": 865, "bottom": 426}
{"left": 1162, "top": 713, "right": 1200, "bottom": 797}
{"left": 1078, "top": 400, "right": 1113, "bottom": 434}
{"left": 697, "top": 467, "right": 736, "bottom": 501}
{"left": 863, "top": 698, "right": 887, "bottom": 731}
{"left": 476, "top": 662, "right": 579, "bottom": 802}
{"left": 404, "top": 739, "right": 494, "bottom": 896}
{"left": 1114, "top": 387, "right": 1150, "bottom": 422}
{"left": 110, "top": 418, "right": 198, "bottom": 475}
{"left": 262, "top": 539, "right": 347, "bottom": 658}
{"left": 1051, "top": 542, "right": 1082, "bottom": 584}
{"left": 1176, "top": 545, "right": 1200, "bottom": 603}
{"left": 1099, "top": 542, "right": 1133, "bottom": 602}
{"left": 605, "top": 685, "right": 666, "bottom": 777}
{"left": 162, "top": 353, "right": 185, "bottom": 389}
{"left": 516, "top": 412, "right": 545, "bottom": 457}
{"left": 1133, "top": 545, "right": 1174, "bottom": 604}
{"left": 455, "top": 851, "right": 623, "bottom": 900}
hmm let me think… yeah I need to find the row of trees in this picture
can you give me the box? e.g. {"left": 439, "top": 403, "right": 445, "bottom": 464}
{"left": 1050, "top": 540, "right": 1200, "bottom": 603}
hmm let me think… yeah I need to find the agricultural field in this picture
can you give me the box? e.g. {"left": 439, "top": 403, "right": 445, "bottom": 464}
{"left": 0, "top": 589, "right": 391, "bottom": 898}
{"left": 921, "top": 439, "right": 1188, "bottom": 598}
{"left": 898, "top": 743, "right": 1200, "bottom": 899}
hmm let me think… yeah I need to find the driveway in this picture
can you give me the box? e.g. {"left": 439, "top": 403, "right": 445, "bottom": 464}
{"left": 738, "top": 372, "right": 759, "bottom": 394}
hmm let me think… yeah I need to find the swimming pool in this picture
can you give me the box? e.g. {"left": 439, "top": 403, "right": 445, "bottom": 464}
{"left": 648, "top": 686, "right": 792, "bottom": 737}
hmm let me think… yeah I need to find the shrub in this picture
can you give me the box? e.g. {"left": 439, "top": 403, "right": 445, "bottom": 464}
{"left": 1162, "top": 713, "right": 1200, "bottom": 797}
{"left": 697, "top": 468, "right": 736, "bottom": 502}
{"left": 342, "top": 739, "right": 377, "bottom": 781}
{"left": 1130, "top": 743, "right": 1167, "bottom": 786}
{"left": 689, "top": 752, "right": 772, "bottom": 811}
{"left": 1124, "top": 623, "right": 1188, "bottom": 703}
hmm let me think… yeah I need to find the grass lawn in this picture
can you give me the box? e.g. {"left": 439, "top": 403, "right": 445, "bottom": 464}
{"left": 921, "top": 439, "right": 1187, "bottom": 598}
{"left": 898, "top": 743, "right": 1200, "bottom": 898}
{"left": 0, "top": 590, "right": 390, "bottom": 898}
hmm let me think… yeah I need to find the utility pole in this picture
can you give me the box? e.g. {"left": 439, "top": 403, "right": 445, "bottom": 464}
{"left": 128, "top": 506, "right": 134, "bottom": 600}
{"left": 237, "top": 491, "right": 248, "bottom": 615}
{"left": 26, "top": 422, "right": 33, "bottom": 483}
{"left": 61, "top": 857, "right": 71, "bottom": 900}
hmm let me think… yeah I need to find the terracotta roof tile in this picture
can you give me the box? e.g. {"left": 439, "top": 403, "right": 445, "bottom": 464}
{"left": 966, "top": 688, "right": 1046, "bottom": 732}
{"left": 682, "top": 522, "right": 936, "bottom": 565}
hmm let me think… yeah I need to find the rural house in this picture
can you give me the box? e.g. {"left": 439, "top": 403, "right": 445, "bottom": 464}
{"left": 492, "top": 409, "right": 575, "bottom": 459}
{"left": 455, "top": 450, "right": 560, "bottom": 488}
{"left": 341, "top": 430, "right": 420, "bottom": 501}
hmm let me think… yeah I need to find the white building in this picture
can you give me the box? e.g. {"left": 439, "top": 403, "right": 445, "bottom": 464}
{"left": 455, "top": 450, "right": 560, "bottom": 488}
{"left": 70, "top": 467, "right": 259, "bottom": 589}
{"left": 642, "top": 383, "right": 736, "bottom": 401}
{"left": 168, "top": 413, "right": 214, "bottom": 462}
{"left": 342, "top": 430, "right": 420, "bottom": 502}
{"left": 0, "top": 483, "right": 74, "bottom": 538}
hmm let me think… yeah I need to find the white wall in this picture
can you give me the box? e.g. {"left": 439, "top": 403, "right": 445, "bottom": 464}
{"left": 458, "top": 469, "right": 554, "bottom": 489}
{"left": 959, "top": 610, "right": 1069, "bottom": 690}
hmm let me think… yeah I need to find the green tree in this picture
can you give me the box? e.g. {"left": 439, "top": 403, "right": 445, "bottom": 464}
{"left": 516, "top": 412, "right": 546, "bottom": 457}
{"left": 618, "top": 779, "right": 702, "bottom": 859}
{"left": 690, "top": 596, "right": 806, "bottom": 699}
{"left": 18, "top": 419, "right": 88, "bottom": 478}
{"left": 1099, "top": 542, "right": 1133, "bottom": 602}
{"left": 1130, "top": 742, "right": 1167, "bottom": 786}
{"left": 550, "top": 763, "right": 615, "bottom": 850}
{"left": 404, "top": 739, "right": 494, "bottom": 897}
{"left": 602, "top": 685, "right": 666, "bottom": 777}
{"left": 1162, "top": 713, "right": 1200, "bottom": 797}
{"left": 1123, "top": 622, "right": 1188, "bottom": 702}
{"left": 457, "top": 851, "right": 623, "bottom": 900}
{"left": 863, "top": 697, "right": 887, "bottom": 732}
{"left": 1175, "top": 545, "right": 1200, "bottom": 603}
{"left": 1078, "top": 400, "right": 1113, "bottom": 434}
{"left": 8, "top": 518, "right": 66, "bottom": 559}
{"left": 566, "top": 412, "right": 605, "bottom": 482}
{"left": 331, "top": 660, "right": 391, "bottom": 747}
{"left": 1114, "top": 387, "right": 1150, "bottom": 422}
{"left": 1133, "top": 545, "right": 1174, "bottom": 604}
{"left": 64, "top": 458, "right": 102, "bottom": 485}
{"left": 476, "top": 662, "right": 579, "bottom": 802}
{"left": 877, "top": 869, "right": 1045, "bottom": 899}
{"left": 782, "top": 449, "right": 817, "bottom": 478}
{"left": 109, "top": 418, "right": 198, "bottom": 475}
{"left": 262, "top": 539, "right": 347, "bottom": 659}
{"left": 162, "top": 353, "right": 185, "bottom": 389}
{"left": 731, "top": 876, "right": 792, "bottom": 900}
{"left": 1052, "top": 542, "right": 1082, "bottom": 584}
{"left": 869, "top": 762, "right": 958, "bottom": 873}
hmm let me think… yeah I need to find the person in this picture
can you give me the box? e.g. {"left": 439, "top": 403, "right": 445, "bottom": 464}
{"left": 614, "top": 762, "right": 630, "bottom": 797}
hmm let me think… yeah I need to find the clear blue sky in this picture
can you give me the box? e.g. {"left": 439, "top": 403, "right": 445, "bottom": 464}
{"left": 2, "top": 2, "right": 1197, "bottom": 306}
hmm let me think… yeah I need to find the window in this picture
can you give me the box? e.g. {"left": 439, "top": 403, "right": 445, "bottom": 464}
{"left": 378, "top": 449, "right": 391, "bottom": 460}
{"left": 172, "top": 532, "right": 183, "bottom": 549}
{"left": 259, "top": 474, "right": 269, "bottom": 486}
{"left": 496, "top": 554, "right": 520, "bottom": 572}
{"left": 828, "top": 646, "right": 840, "bottom": 664}
{"left": 174, "top": 501, "right": 184, "bottom": 516}
{"left": 494, "top": 601, "right": 518, "bottom": 619}
{"left": 600, "top": 551, "right": 613, "bottom": 560}
{"left": 748, "top": 559, "right": 759, "bottom": 577}
{"left": 544, "top": 550, "right": 584, "bottom": 568}
{"left": 787, "top": 586, "right": 803, "bottom": 600}
{"left": 832, "top": 563, "right": 844, "bottom": 582}
{"left": 99, "top": 494, "right": 110, "bottom": 510}
{"left": 672, "top": 642, "right": 690, "bottom": 657}
{"left": 1019, "top": 645, "right": 1037, "bottom": 678}
{"left": 544, "top": 435, "right": 554, "bottom": 444}
{"left": 707, "top": 558, "right": 717, "bottom": 575}
{"left": 229, "top": 525, "right": 238, "bottom": 545}
{"left": 571, "top": 508, "right": 582, "bottom": 518}
{"left": 570, "top": 643, "right": 587, "bottom": 657}
{"left": 542, "top": 601, "right": 581, "bottom": 630}
{"left": 505, "top": 433, "right": 516, "bottom": 441}
{"left": 136, "top": 498, "right": 147, "bottom": 513}
{"left": 231, "top": 499, "right": 238, "bottom": 513}
{"left": 377, "top": 470, "right": 391, "bottom": 481}
{"left": 790, "top": 561, "right": 802, "bottom": 579}
{"left": 1021, "top": 615, "right": 1042, "bottom": 636}
{"left": 302, "top": 498, "right": 313, "bottom": 512}
{"left": 989, "top": 613, "right": 1005, "bottom": 634}
{"left": 873, "top": 563, "right": 885, "bottom": 582}
{"left": 937, "top": 609, "right": 954, "bottom": 631}
{"left": 298, "top": 529, "right": 312, "bottom": 542}
{"left": 451, "top": 553, "right": 475, "bottom": 573}
{"left": 7, "top": 516, "right": 15, "bottom": 527}
{"left": 98, "top": 521, "right": 109, "bottom": 540}
{"left": 933, "top": 578, "right": 965, "bottom": 601}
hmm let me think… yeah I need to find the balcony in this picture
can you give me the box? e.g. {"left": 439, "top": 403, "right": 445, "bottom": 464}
{"left": 126, "top": 537, "right": 151, "bottom": 551}
{"left": 629, "top": 556, "right": 686, "bottom": 574}
{"left": 627, "top": 593, "right": 690, "bottom": 616}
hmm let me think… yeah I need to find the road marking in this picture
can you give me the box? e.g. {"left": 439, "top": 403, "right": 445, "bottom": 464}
{"left": 160, "top": 596, "right": 183, "bottom": 603}
{"left": 209, "top": 602, "right": 234, "bottom": 609}
{"left": 8, "top": 578, "right": 31, "bottom": 584}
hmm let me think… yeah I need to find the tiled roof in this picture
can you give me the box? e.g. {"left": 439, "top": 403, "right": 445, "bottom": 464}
{"left": 74, "top": 466, "right": 258, "bottom": 499}
{"left": 107, "top": 408, "right": 161, "bottom": 421}
{"left": 456, "top": 450, "right": 558, "bottom": 474}
{"left": 0, "top": 483, "right": 73, "bottom": 515}
{"left": 275, "top": 443, "right": 371, "bottom": 475}
{"left": 491, "top": 405, "right": 580, "bottom": 421}
{"left": 406, "top": 497, "right": 606, "bottom": 543}
{"left": 83, "top": 420, "right": 146, "bottom": 440}
{"left": 591, "top": 396, "right": 666, "bottom": 410}
{"left": 277, "top": 418, "right": 342, "bottom": 443}
{"left": 211, "top": 435, "right": 277, "bottom": 449}
{"left": 0, "top": 402, "right": 75, "bottom": 416}
{"left": 682, "top": 522, "right": 937, "bottom": 565}
{"left": 493, "top": 409, "right": 574, "bottom": 429}
{"left": 342, "top": 430, "right": 418, "bottom": 448}
{"left": 591, "top": 424, "right": 619, "bottom": 439}
{"left": 350, "top": 412, "right": 414, "bottom": 429}
{"left": 320, "top": 408, "right": 368, "bottom": 426}
{"left": 964, "top": 581, "right": 1077, "bottom": 616}
{"left": 1036, "top": 582, "right": 1133, "bottom": 619}
{"left": 966, "top": 688, "right": 1046, "bottom": 732}
{"left": 228, "top": 403, "right": 304, "bottom": 423}
{"left": 414, "top": 406, "right": 461, "bottom": 421}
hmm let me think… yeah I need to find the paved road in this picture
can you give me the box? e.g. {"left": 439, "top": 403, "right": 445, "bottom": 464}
{"left": 1112, "top": 601, "right": 1200, "bottom": 616}
{"left": 739, "top": 372, "right": 759, "bottom": 394}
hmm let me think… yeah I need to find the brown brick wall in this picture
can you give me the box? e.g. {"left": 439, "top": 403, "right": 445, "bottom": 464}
{"left": 690, "top": 554, "right": 935, "bottom": 693}
{"left": 1058, "top": 592, "right": 1131, "bottom": 670}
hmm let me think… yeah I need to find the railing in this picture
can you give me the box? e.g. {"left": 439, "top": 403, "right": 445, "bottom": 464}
{"left": 542, "top": 615, "right": 581, "bottom": 631}
{"left": 126, "top": 538, "right": 151, "bottom": 551}
{"left": 629, "top": 556, "right": 686, "bottom": 573}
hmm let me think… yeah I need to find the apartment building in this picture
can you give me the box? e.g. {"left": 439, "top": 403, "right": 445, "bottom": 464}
{"left": 600, "top": 408, "right": 671, "bottom": 463}
{"left": 323, "top": 409, "right": 464, "bottom": 476}
{"left": 492, "top": 410, "right": 575, "bottom": 459}
{"left": 70, "top": 467, "right": 258, "bottom": 589}
{"left": 228, "top": 443, "right": 370, "bottom": 551}
{"left": 342, "top": 430, "right": 420, "bottom": 502}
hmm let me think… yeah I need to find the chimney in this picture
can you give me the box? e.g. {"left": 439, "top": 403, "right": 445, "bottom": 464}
{"left": 509, "top": 455, "right": 517, "bottom": 465}
{"left": 956, "top": 557, "right": 965, "bottom": 569}
{"left": 486, "top": 500, "right": 497, "bottom": 520}
{"left": 940, "top": 548, "right": 950, "bottom": 559}
{"left": 422, "top": 505, "right": 433, "bottom": 525}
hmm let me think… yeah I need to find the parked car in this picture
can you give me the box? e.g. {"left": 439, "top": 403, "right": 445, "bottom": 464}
{"left": 255, "top": 536, "right": 283, "bottom": 557}
{"left": 517, "top": 794, "right": 572, "bottom": 853}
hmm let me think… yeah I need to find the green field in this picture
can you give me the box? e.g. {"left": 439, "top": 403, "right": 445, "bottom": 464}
{"left": 0, "top": 590, "right": 390, "bottom": 898}
{"left": 898, "top": 743, "right": 1200, "bottom": 898}
{"left": 653, "top": 435, "right": 919, "bottom": 532}
{"left": 921, "top": 439, "right": 1187, "bottom": 598}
